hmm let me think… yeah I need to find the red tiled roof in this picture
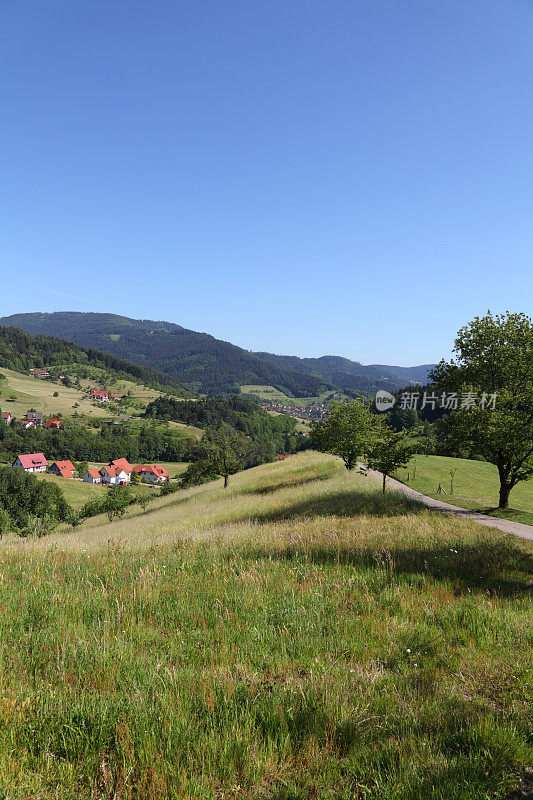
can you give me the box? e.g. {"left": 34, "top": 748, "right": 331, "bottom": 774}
{"left": 87, "top": 468, "right": 101, "bottom": 479}
{"left": 1, "top": 412, "right": 11, "bottom": 420}
{"left": 100, "top": 465, "right": 125, "bottom": 477}
{"left": 134, "top": 464, "right": 169, "bottom": 477}
{"left": 16, "top": 453, "right": 48, "bottom": 469}
{"left": 108, "top": 458, "right": 132, "bottom": 473}
{"left": 51, "top": 460, "right": 75, "bottom": 478}
{"left": 44, "top": 417, "right": 61, "bottom": 428}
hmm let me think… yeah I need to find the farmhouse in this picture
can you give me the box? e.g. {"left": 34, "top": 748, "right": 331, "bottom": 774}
{"left": 134, "top": 464, "right": 169, "bottom": 484}
{"left": 31, "top": 369, "right": 51, "bottom": 379}
{"left": 90, "top": 390, "right": 109, "bottom": 402}
{"left": 13, "top": 453, "right": 49, "bottom": 473}
{"left": 44, "top": 417, "right": 62, "bottom": 429}
{"left": 20, "top": 420, "right": 35, "bottom": 430}
{"left": 108, "top": 458, "right": 132, "bottom": 479}
{"left": 1, "top": 411, "right": 13, "bottom": 426}
{"left": 99, "top": 465, "right": 129, "bottom": 485}
{"left": 49, "top": 460, "right": 76, "bottom": 479}
{"left": 83, "top": 469, "right": 102, "bottom": 484}
{"left": 27, "top": 411, "right": 44, "bottom": 425}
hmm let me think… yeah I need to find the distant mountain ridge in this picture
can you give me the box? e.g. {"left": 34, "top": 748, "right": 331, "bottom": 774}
{"left": 0, "top": 312, "right": 434, "bottom": 397}
{"left": 253, "top": 352, "right": 433, "bottom": 394}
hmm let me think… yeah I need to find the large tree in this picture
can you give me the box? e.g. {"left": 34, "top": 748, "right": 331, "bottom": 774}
{"left": 200, "top": 424, "right": 255, "bottom": 487}
{"left": 312, "top": 399, "right": 383, "bottom": 470}
{"left": 431, "top": 311, "right": 533, "bottom": 508}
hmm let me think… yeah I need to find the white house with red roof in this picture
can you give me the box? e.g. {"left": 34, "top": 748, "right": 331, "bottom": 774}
{"left": 13, "top": 453, "right": 49, "bottom": 473}
{"left": 99, "top": 465, "right": 129, "bottom": 485}
{"left": 83, "top": 468, "right": 102, "bottom": 484}
{"left": 90, "top": 389, "right": 109, "bottom": 402}
{"left": 49, "top": 460, "right": 76, "bottom": 479}
{"left": 134, "top": 464, "right": 170, "bottom": 484}
{"left": 108, "top": 458, "right": 132, "bottom": 480}
{"left": 1, "top": 411, "right": 13, "bottom": 426}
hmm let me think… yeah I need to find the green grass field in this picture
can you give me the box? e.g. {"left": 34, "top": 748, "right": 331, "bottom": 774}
{"left": 0, "top": 367, "right": 115, "bottom": 419}
{"left": 35, "top": 473, "right": 157, "bottom": 509}
{"left": 393, "top": 454, "right": 533, "bottom": 526}
{"left": 0, "top": 452, "right": 531, "bottom": 799}
{"left": 240, "top": 384, "right": 340, "bottom": 407}
{"left": 0, "top": 366, "right": 187, "bottom": 425}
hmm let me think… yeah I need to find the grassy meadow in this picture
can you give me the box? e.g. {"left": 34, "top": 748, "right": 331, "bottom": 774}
{"left": 0, "top": 452, "right": 531, "bottom": 799}
{"left": 0, "top": 367, "right": 114, "bottom": 420}
{"left": 35, "top": 473, "right": 157, "bottom": 509}
{"left": 240, "top": 385, "right": 338, "bottom": 408}
{"left": 393, "top": 454, "right": 533, "bottom": 526}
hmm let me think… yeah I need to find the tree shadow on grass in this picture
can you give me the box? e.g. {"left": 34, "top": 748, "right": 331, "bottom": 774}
{"left": 250, "top": 487, "right": 427, "bottom": 520}
{"left": 241, "top": 473, "right": 333, "bottom": 496}
{"left": 242, "top": 534, "right": 532, "bottom": 598}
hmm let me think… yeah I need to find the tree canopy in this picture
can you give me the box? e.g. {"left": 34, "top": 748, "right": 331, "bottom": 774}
{"left": 431, "top": 311, "right": 533, "bottom": 508}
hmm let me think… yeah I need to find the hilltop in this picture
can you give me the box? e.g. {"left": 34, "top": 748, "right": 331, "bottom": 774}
{"left": 0, "top": 312, "right": 434, "bottom": 397}
{"left": 253, "top": 352, "right": 433, "bottom": 394}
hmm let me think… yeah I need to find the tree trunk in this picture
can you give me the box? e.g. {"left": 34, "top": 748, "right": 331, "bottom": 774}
{"left": 497, "top": 461, "right": 511, "bottom": 508}
{"left": 224, "top": 474, "right": 229, "bottom": 488}
{"left": 382, "top": 473, "right": 386, "bottom": 494}
{"left": 498, "top": 482, "right": 510, "bottom": 509}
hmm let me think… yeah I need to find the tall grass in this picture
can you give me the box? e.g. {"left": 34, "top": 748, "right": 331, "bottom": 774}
{"left": 0, "top": 453, "right": 531, "bottom": 799}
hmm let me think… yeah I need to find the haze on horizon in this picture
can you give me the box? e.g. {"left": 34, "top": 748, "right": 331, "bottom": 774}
{"left": 1, "top": 0, "right": 532, "bottom": 365}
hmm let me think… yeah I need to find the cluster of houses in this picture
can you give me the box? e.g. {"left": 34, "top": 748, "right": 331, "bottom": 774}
{"left": 11, "top": 453, "right": 170, "bottom": 485}
{"left": 1, "top": 410, "right": 62, "bottom": 429}
{"left": 260, "top": 401, "right": 327, "bottom": 425}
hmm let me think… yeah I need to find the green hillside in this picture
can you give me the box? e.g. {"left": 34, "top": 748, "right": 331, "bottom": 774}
{"left": 393, "top": 454, "right": 533, "bottom": 525}
{"left": 0, "top": 324, "right": 191, "bottom": 398}
{"left": 0, "top": 453, "right": 530, "bottom": 799}
{"left": 0, "top": 312, "right": 333, "bottom": 397}
{"left": 0, "top": 312, "right": 434, "bottom": 397}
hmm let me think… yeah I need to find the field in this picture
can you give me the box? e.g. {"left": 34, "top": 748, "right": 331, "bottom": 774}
{"left": 393, "top": 454, "right": 533, "bottom": 526}
{"left": 0, "top": 452, "right": 531, "bottom": 799}
{"left": 240, "top": 384, "right": 340, "bottom": 407}
{"left": 0, "top": 367, "right": 115, "bottom": 419}
{"left": 35, "top": 473, "right": 158, "bottom": 509}
{"left": 0, "top": 366, "right": 189, "bottom": 425}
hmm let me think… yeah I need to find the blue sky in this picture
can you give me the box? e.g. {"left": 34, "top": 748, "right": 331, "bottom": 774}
{"left": 1, "top": 0, "right": 532, "bottom": 365}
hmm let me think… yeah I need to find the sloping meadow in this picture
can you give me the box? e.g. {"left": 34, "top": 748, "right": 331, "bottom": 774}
{"left": 0, "top": 453, "right": 531, "bottom": 799}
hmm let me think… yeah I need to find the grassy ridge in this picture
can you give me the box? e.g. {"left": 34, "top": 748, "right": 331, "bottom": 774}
{"left": 0, "top": 454, "right": 531, "bottom": 798}
{"left": 393, "top": 454, "right": 533, "bottom": 526}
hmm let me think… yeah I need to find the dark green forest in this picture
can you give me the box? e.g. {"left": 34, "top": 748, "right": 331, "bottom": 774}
{"left": 0, "top": 325, "right": 190, "bottom": 396}
{"left": 0, "top": 313, "right": 336, "bottom": 396}
{"left": 145, "top": 395, "right": 306, "bottom": 460}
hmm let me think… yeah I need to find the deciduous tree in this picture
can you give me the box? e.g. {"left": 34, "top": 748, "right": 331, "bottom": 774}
{"left": 431, "top": 311, "right": 533, "bottom": 508}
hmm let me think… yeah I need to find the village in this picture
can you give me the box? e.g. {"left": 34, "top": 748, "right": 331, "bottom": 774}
{"left": 260, "top": 400, "right": 327, "bottom": 427}
{"left": 1, "top": 389, "right": 170, "bottom": 486}
{"left": 10, "top": 453, "right": 169, "bottom": 485}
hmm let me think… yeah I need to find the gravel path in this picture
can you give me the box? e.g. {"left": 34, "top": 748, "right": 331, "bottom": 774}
{"left": 363, "top": 467, "right": 533, "bottom": 543}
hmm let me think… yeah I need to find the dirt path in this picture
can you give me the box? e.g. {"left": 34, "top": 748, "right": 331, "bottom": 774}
{"left": 363, "top": 467, "right": 533, "bottom": 543}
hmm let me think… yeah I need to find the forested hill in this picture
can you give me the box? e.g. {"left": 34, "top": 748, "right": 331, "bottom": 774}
{"left": 0, "top": 325, "right": 191, "bottom": 396}
{"left": 253, "top": 352, "right": 434, "bottom": 393}
{"left": 0, "top": 312, "right": 433, "bottom": 397}
{"left": 0, "top": 313, "right": 333, "bottom": 397}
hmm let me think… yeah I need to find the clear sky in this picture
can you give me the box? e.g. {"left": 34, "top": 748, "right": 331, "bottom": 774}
{"left": 1, "top": 0, "right": 532, "bottom": 365}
